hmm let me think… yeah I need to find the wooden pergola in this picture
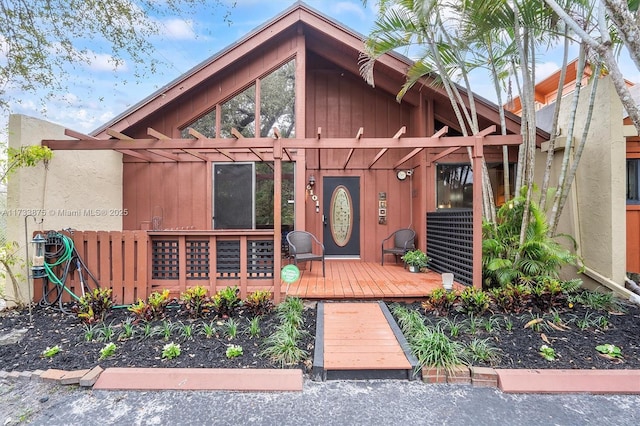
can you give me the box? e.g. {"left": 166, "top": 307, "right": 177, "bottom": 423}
{"left": 44, "top": 124, "right": 521, "bottom": 297}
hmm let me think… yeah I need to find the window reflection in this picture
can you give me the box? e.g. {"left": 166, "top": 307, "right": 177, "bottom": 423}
{"left": 436, "top": 163, "right": 515, "bottom": 209}
{"left": 260, "top": 61, "right": 295, "bottom": 137}
{"left": 220, "top": 85, "right": 256, "bottom": 138}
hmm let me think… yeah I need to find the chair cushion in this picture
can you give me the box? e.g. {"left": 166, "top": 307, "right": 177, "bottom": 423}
{"left": 295, "top": 253, "right": 323, "bottom": 262}
{"left": 383, "top": 248, "right": 407, "bottom": 255}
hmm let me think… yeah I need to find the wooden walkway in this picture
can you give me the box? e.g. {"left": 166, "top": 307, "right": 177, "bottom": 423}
{"left": 312, "top": 301, "right": 418, "bottom": 380}
{"left": 287, "top": 260, "right": 462, "bottom": 299}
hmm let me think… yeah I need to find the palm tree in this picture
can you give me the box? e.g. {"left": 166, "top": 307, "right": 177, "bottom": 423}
{"left": 360, "top": 0, "right": 596, "bottom": 286}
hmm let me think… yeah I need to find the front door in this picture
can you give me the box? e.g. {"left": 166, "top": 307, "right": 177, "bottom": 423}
{"left": 323, "top": 177, "right": 360, "bottom": 257}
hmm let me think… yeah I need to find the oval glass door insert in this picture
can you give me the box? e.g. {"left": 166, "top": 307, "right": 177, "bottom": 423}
{"left": 330, "top": 185, "right": 353, "bottom": 247}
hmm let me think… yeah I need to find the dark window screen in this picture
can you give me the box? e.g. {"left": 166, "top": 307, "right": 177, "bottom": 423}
{"left": 214, "top": 164, "right": 253, "bottom": 229}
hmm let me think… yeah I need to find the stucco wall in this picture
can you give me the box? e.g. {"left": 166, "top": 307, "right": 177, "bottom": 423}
{"left": 535, "top": 77, "right": 625, "bottom": 286}
{"left": 4, "top": 114, "right": 123, "bottom": 304}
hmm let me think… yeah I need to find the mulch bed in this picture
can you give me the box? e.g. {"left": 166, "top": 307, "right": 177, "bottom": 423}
{"left": 392, "top": 301, "right": 640, "bottom": 370}
{"left": 1, "top": 297, "right": 639, "bottom": 373}
{"left": 0, "top": 302, "right": 316, "bottom": 373}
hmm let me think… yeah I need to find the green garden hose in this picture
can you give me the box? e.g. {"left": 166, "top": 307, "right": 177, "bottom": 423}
{"left": 43, "top": 233, "right": 80, "bottom": 301}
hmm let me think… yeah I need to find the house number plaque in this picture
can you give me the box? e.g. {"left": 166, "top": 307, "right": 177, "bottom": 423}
{"left": 330, "top": 185, "right": 353, "bottom": 247}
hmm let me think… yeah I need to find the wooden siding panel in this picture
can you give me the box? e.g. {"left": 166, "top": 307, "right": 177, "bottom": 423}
{"left": 123, "top": 164, "right": 137, "bottom": 230}
{"left": 123, "top": 162, "right": 208, "bottom": 230}
{"left": 627, "top": 209, "right": 640, "bottom": 273}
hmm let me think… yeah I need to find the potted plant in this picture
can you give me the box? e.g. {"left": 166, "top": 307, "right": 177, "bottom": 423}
{"left": 402, "top": 249, "right": 429, "bottom": 273}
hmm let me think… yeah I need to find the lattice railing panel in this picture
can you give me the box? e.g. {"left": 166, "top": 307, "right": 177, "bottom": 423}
{"left": 247, "top": 240, "right": 274, "bottom": 279}
{"left": 152, "top": 240, "right": 179, "bottom": 280}
{"left": 216, "top": 240, "right": 240, "bottom": 279}
{"left": 186, "top": 240, "right": 209, "bottom": 280}
{"left": 426, "top": 210, "right": 473, "bottom": 287}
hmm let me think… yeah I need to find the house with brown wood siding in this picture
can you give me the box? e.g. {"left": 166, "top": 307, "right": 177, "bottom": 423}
{"left": 8, "top": 2, "right": 536, "bottom": 304}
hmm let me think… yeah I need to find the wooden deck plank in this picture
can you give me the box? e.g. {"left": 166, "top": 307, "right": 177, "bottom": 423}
{"left": 324, "top": 354, "right": 411, "bottom": 370}
{"left": 324, "top": 339, "right": 401, "bottom": 346}
{"left": 322, "top": 302, "right": 412, "bottom": 372}
{"left": 290, "top": 260, "right": 453, "bottom": 299}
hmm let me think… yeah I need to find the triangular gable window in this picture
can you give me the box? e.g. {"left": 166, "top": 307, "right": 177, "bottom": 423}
{"left": 180, "top": 60, "right": 295, "bottom": 139}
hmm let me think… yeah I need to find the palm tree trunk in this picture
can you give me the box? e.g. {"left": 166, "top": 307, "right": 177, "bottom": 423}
{"left": 539, "top": 28, "right": 570, "bottom": 211}
{"left": 549, "top": 49, "right": 586, "bottom": 232}
{"left": 551, "top": 63, "right": 602, "bottom": 235}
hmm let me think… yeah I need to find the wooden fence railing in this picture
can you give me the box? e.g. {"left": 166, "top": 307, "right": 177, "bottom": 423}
{"left": 33, "top": 230, "right": 281, "bottom": 305}
{"left": 33, "top": 230, "right": 148, "bottom": 305}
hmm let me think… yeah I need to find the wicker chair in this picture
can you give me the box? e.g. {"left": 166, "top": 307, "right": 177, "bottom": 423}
{"left": 381, "top": 228, "right": 416, "bottom": 266}
{"left": 287, "top": 230, "right": 325, "bottom": 277}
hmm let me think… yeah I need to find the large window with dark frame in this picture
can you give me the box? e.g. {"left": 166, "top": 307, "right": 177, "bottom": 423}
{"left": 436, "top": 162, "right": 516, "bottom": 209}
{"left": 212, "top": 162, "right": 294, "bottom": 230}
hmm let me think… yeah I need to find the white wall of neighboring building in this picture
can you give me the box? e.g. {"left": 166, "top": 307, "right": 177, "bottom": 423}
{"left": 3, "top": 114, "right": 122, "bottom": 304}
{"left": 537, "top": 77, "right": 627, "bottom": 290}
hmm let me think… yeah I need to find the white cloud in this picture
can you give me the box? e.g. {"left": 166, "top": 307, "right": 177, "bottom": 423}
{"left": 333, "top": 2, "right": 367, "bottom": 21}
{"left": 160, "top": 19, "right": 196, "bottom": 40}
{"left": 535, "top": 62, "right": 560, "bottom": 82}
{"left": 85, "top": 52, "right": 128, "bottom": 72}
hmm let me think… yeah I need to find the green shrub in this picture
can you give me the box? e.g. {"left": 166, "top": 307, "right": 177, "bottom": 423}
{"left": 99, "top": 342, "right": 117, "bottom": 360}
{"left": 162, "top": 342, "right": 181, "bottom": 360}
{"left": 482, "top": 188, "right": 578, "bottom": 290}
{"left": 212, "top": 286, "right": 240, "bottom": 318}
{"left": 457, "top": 287, "right": 490, "bottom": 316}
{"left": 411, "top": 327, "right": 466, "bottom": 372}
{"left": 465, "top": 338, "right": 501, "bottom": 364}
{"left": 226, "top": 344, "right": 243, "bottom": 359}
{"left": 179, "top": 286, "right": 213, "bottom": 318}
{"left": 128, "top": 289, "right": 171, "bottom": 321}
{"left": 422, "top": 288, "right": 458, "bottom": 316}
{"left": 73, "top": 288, "right": 114, "bottom": 324}
{"left": 490, "top": 283, "right": 531, "bottom": 313}
{"left": 244, "top": 290, "right": 274, "bottom": 316}
{"left": 261, "top": 297, "right": 309, "bottom": 367}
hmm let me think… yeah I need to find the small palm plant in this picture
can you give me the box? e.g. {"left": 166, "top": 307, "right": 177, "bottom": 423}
{"left": 482, "top": 188, "right": 578, "bottom": 289}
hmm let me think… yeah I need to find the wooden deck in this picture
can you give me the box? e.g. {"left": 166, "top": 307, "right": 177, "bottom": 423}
{"left": 286, "top": 260, "right": 459, "bottom": 299}
{"left": 313, "top": 301, "right": 418, "bottom": 380}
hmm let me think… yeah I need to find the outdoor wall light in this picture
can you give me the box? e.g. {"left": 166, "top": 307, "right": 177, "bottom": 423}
{"left": 31, "top": 233, "right": 47, "bottom": 279}
{"left": 307, "top": 175, "right": 316, "bottom": 197}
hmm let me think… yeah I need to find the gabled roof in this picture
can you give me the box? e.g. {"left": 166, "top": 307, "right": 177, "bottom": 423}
{"left": 92, "top": 1, "right": 536, "bottom": 140}
{"left": 91, "top": 2, "right": 375, "bottom": 137}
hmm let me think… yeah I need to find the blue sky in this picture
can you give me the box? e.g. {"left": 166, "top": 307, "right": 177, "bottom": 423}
{"left": 6, "top": 0, "right": 640, "bottom": 135}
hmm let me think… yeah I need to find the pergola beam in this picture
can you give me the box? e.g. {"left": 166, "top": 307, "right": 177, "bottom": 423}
{"left": 64, "top": 129, "right": 97, "bottom": 140}
{"left": 116, "top": 149, "right": 156, "bottom": 162}
{"left": 43, "top": 134, "right": 522, "bottom": 151}
{"left": 232, "top": 127, "right": 265, "bottom": 162}
{"left": 394, "top": 126, "right": 448, "bottom": 169}
{"left": 273, "top": 127, "right": 292, "bottom": 161}
{"left": 429, "top": 146, "right": 460, "bottom": 164}
{"left": 181, "top": 149, "right": 209, "bottom": 161}
{"left": 343, "top": 127, "right": 364, "bottom": 170}
{"left": 148, "top": 127, "right": 171, "bottom": 140}
{"left": 368, "top": 126, "right": 405, "bottom": 169}
{"left": 188, "top": 127, "right": 235, "bottom": 161}
{"left": 106, "top": 128, "right": 134, "bottom": 140}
